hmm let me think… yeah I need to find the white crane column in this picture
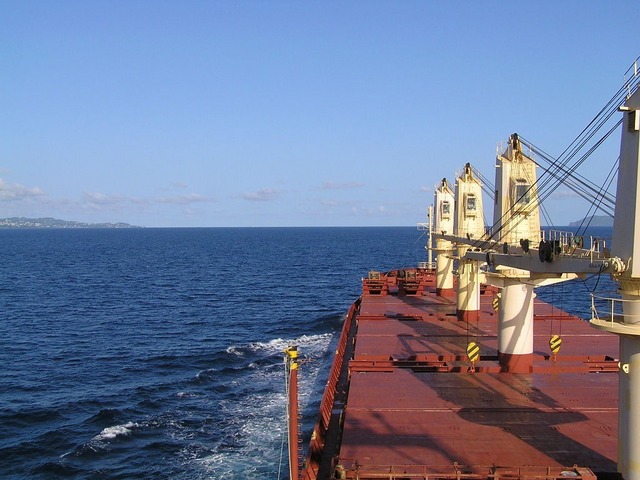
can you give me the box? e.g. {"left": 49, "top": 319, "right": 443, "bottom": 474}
{"left": 433, "top": 178, "right": 455, "bottom": 297}
{"left": 619, "top": 331, "right": 640, "bottom": 480}
{"left": 457, "top": 257, "right": 480, "bottom": 321}
{"left": 498, "top": 279, "right": 535, "bottom": 373}
{"left": 615, "top": 284, "right": 640, "bottom": 480}
{"left": 435, "top": 239, "right": 454, "bottom": 297}
{"left": 591, "top": 84, "right": 640, "bottom": 480}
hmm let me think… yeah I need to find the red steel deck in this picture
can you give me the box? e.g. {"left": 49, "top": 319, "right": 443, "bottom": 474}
{"left": 302, "top": 269, "right": 619, "bottom": 480}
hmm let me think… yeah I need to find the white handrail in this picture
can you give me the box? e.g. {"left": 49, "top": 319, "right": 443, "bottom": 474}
{"left": 591, "top": 293, "right": 640, "bottom": 324}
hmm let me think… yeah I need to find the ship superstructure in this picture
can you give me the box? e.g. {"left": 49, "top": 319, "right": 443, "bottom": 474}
{"left": 294, "top": 61, "right": 640, "bottom": 480}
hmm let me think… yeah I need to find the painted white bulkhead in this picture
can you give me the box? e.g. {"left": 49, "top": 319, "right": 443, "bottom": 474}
{"left": 434, "top": 179, "right": 455, "bottom": 294}
{"left": 493, "top": 135, "right": 541, "bottom": 247}
{"left": 434, "top": 178, "right": 455, "bottom": 235}
{"left": 454, "top": 163, "right": 485, "bottom": 241}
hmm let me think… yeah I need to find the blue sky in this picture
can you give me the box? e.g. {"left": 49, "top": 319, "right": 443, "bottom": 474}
{"left": 2, "top": 1, "right": 638, "bottom": 227}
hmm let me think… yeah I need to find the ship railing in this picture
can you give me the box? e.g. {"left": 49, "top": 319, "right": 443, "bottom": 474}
{"left": 333, "top": 461, "right": 597, "bottom": 480}
{"left": 480, "top": 228, "right": 609, "bottom": 261}
{"left": 320, "top": 302, "right": 354, "bottom": 428}
{"left": 302, "top": 302, "right": 358, "bottom": 478}
{"left": 496, "top": 140, "right": 535, "bottom": 159}
{"left": 591, "top": 293, "right": 640, "bottom": 325}
{"left": 418, "top": 261, "right": 436, "bottom": 270}
{"left": 541, "top": 229, "right": 609, "bottom": 261}
{"left": 540, "top": 229, "right": 574, "bottom": 246}
{"left": 625, "top": 56, "right": 640, "bottom": 98}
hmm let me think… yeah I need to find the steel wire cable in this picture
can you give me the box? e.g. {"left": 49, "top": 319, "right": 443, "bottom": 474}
{"left": 517, "top": 114, "right": 618, "bottom": 226}
{"left": 520, "top": 129, "right": 619, "bottom": 220}
{"left": 520, "top": 137, "right": 616, "bottom": 211}
{"left": 533, "top": 120, "right": 622, "bottom": 220}
{"left": 485, "top": 83, "right": 629, "bottom": 244}
{"left": 572, "top": 161, "right": 619, "bottom": 236}
{"left": 494, "top": 123, "right": 618, "bottom": 242}
{"left": 470, "top": 165, "right": 495, "bottom": 198}
{"left": 485, "top": 69, "right": 638, "bottom": 240}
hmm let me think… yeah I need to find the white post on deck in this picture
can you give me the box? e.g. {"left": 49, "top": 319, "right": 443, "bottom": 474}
{"left": 457, "top": 257, "right": 480, "bottom": 321}
{"left": 498, "top": 280, "right": 535, "bottom": 373}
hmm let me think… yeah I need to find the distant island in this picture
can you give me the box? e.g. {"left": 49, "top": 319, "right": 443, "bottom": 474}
{"left": 568, "top": 215, "right": 613, "bottom": 227}
{"left": 0, "top": 217, "right": 140, "bottom": 229}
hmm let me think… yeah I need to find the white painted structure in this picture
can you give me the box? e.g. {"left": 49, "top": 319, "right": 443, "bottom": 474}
{"left": 591, "top": 85, "right": 640, "bottom": 480}
{"left": 493, "top": 134, "right": 541, "bottom": 247}
{"left": 434, "top": 179, "right": 455, "bottom": 296}
{"left": 434, "top": 178, "right": 454, "bottom": 235}
{"left": 452, "top": 164, "right": 484, "bottom": 321}
{"left": 456, "top": 258, "right": 481, "bottom": 322}
{"left": 497, "top": 280, "right": 535, "bottom": 372}
{"left": 427, "top": 63, "right": 640, "bottom": 480}
{"left": 436, "top": 138, "right": 579, "bottom": 370}
{"left": 454, "top": 163, "right": 485, "bottom": 241}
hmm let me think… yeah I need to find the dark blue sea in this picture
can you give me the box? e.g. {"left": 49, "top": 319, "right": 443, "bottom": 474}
{"left": 0, "top": 226, "right": 615, "bottom": 479}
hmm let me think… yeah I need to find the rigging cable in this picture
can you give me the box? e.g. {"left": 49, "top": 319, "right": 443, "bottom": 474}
{"left": 483, "top": 67, "right": 638, "bottom": 243}
{"left": 573, "top": 160, "right": 619, "bottom": 236}
{"left": 519, "top": 137, "right": 617, "bottom": 214}
{"left": 487, "top": 117, "right": 621, "bottom": 245}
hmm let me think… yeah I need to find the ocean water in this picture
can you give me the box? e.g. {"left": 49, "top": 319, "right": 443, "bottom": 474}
{"left": 0, "top": 227, "right": 426, "bottom": 479}
{"left": 0, "top": 226, "right": 616, "bottom": 479}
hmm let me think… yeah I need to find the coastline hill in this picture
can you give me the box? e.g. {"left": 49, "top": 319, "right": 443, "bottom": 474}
{"left": 0, "top": 217, "right": 140, "bottom": 228}
{"left": 568, "top": 215, "right": 613, "bottom": 227}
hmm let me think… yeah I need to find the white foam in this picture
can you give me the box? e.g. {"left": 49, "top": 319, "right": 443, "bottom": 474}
{"left": 176, "top": 391, "right": 201, "bottom": 398}
{"left": 225, "top": 345, "right": 244, "bottom": 356}
{"left": 179, "top": 332, "right": 337, "bottom": 477}
{"left": 93, "top": 422, "right": 137, "bottom": 442}
{"left": 248, "top": 333, "right": 333, "bottom": 354}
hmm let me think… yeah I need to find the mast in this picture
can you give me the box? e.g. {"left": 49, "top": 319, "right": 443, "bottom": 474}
{"left": 454, "top": 163, "right": 484, "bottom": 322}
{"left": 427, "top": 205, "right": 434, "bottom": 269}
{"left": 285, "top": 346, "right": 299, "bottom": 480}
{"left": 591, "top": 84, "right": 640, "bottom": 480}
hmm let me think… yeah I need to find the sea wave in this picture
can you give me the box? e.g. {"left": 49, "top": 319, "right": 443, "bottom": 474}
{"left": 93, "top": 422, "right": 137, "bottom": 442}
{"left": 247, "top": 332, "right": 334, "bottom": 354}
{"left": 1, "top": 227, "right": 421, "bottom": 478}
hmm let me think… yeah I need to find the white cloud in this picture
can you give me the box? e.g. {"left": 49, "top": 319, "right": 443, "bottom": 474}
{"left": 83, "top": 191, "right": 126, "bottom": 205}
{"left": 549, "top": 189, "right": 581, "bottom": 199}
{"left": 0, "top": 178, "right": 45, "bottom": 201}
{"left": 156, "top": 193, "right": 211, "bottom": 204}
{"left": 241, "top": 188, "right": 281, "bottom": 202}
{"left": 0, "top": 177, "right": 215, "bottom": 224}
{"left": 320, "top": 181, "right": 365, "bottom": 190}
{"left": 82, "top": 191, "right": 214, "bottom": 209}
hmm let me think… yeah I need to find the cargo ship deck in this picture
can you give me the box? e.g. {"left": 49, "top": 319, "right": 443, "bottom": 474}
{"left": 302, "top": 268, "right": 619, "bottom": 480}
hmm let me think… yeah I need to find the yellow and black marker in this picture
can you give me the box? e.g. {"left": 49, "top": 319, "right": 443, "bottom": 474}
{"left": 467, "top": 342, "right": 480, "bottom": 363}
{"left": 492, "top": 293, "right": 501, "bottom": 313}
{"left": 549, "top": 335, "right": 562, "bottom": 355}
